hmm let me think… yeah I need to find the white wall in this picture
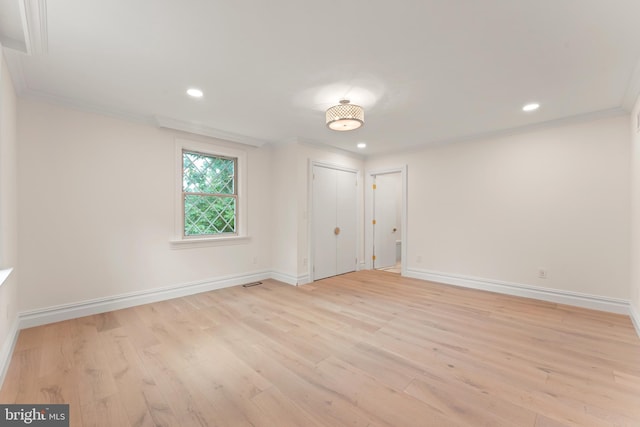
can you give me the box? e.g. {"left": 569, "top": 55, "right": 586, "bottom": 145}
{"left": 366, "top": 115, "right": 630, "bottom": 301}
{"left": 17, "top": 98, "right": 274, "bottom": 312}
{"left": 271, "top": 143, "right": 299, "bottom": 280}
{"left": 0, "top": 52, "right": 19, "bottom": 379}
{"left": 16, "top": 98, "right": 365, "bottom": 315}
{"left": 12, "top": 94, "right": 635, "bottom": 323}
{"left": 630, "top": 96, "right": 640, "bottom": 328}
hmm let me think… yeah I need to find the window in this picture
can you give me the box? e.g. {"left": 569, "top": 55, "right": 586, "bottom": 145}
{"left": 172, "top": 139, "right": 248, "bottom": 247}
{"left": 182, "top": 150, "right": 237, "bottom": 236}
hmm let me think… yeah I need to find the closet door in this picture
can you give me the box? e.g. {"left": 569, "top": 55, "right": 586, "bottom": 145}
{"left": 312, "top": 165, "right": 357, "bottom": 280}
{"left": 335, "top": 168, "right": 357, "bottom": 275}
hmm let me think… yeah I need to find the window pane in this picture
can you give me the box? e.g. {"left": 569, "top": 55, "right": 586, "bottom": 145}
{"left": 183, "top": 151, "right": 235, "bottom": 194}
{"left": 184, "top": 195, "right": 236, "bottom": 236}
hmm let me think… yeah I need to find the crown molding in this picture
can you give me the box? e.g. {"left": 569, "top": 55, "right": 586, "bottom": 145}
{"left": 370, "top": 107, "right": 628, "bottom": 159}
{"left": 154, "top": 115, "right": 266, "bottom": 147}
{"left": 19, "top": 0, "right": 48, "bottom": 55}
{"left": 21, "top": 88, "right": 154, "bottom": 125}
{"left": 293, "top": 137, "right": 365, "bottom": 160}
{"left": 20, "top": 89, "right": 269, "bottom": 149}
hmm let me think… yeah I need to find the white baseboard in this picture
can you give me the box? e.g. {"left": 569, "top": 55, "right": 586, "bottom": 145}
{"left": 0, "top": 319, "right": 19, "bottom": 389}
{"left": 270, "top": 271, "right": 299, "bottom": 286}
{"left": 18, "top": 270, "right": 272, "bottom": 329}
{"left": 270, "top": 271, "right": 311, "bottom": 286}
{"left": 630, "top": 303, "right": 640, "bottom": 339}
{"left": 406, "top": 268, "right": 630, "bottom": 315}
{"left": 297, "top": 274, "right": 311, "bottom": 285}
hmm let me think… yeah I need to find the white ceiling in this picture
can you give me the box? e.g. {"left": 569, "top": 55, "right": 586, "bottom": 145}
{"left": 3, "top": 0, "right": 640, "bottom": 155}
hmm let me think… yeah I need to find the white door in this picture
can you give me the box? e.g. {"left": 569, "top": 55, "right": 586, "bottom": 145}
{"left": 313, "top": 165, "right": 357, "bottom": 280}
{"left": 374, "top": 173, "right": 401, "bottom": 269}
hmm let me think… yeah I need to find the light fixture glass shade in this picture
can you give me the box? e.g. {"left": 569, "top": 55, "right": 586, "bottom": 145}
{"left": 522, "top": 102, "right": 540, "bottom": 112}
{"left": 326, "top": 100, "right": 364, "bottom": 131}
{"left": 186, "top": 88, "right": 204, "bottom": 98}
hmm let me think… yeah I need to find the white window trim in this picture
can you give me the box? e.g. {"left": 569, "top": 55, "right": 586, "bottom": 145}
{"left": 0, "top": 268, "right": 13, "bottom": 288}
{"left": 170, "top": 138, "right": 249, "bottom": 249}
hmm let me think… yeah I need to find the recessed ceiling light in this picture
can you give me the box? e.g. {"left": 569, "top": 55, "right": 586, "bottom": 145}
{"left": 187, "top": 88, "right": 204, "bottom": 98}
{"left": 522, "top": 103, "right": 540, "bottom": 112}
{"left": 357, "top": 142, "right": 367, "bottom": 149}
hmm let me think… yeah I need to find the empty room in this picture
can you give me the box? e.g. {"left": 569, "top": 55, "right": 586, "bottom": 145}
{"left": 0, "top": 1, "right": 639, "bottom": 426}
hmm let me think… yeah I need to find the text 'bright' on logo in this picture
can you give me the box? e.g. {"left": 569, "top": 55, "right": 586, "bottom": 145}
{"left": 0, "top": 404, "right": 69, "bottom": 426}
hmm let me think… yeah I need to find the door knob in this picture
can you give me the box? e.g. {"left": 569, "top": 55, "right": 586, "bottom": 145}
{"left": 392, "top": 227, "right": 397, "bottom": 232}
{"left": 334, "top": 227, "right": 341, "bottom": 235}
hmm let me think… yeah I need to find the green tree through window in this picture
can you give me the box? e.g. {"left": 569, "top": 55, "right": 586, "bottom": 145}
{"left": 182, "top": 150, "right": 237, "bottom": 236}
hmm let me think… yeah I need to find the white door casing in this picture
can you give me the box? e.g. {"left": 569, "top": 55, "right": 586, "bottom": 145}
{"left": 365, "top": 165, "right": 408, "bottom": 274}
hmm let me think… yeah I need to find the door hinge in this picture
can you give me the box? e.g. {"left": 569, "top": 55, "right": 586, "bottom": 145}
{"left": 372, "top": 255, "right": 376, "bottom": 261}
{"left": 372, "top": 219, "right": 376, "bottom": 225}
{"left": 372, "top": 184, "right": 377, "bottom": 190}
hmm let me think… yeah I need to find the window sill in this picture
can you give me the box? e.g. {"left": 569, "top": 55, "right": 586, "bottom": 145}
{"left": 0, "top": 268, "right": 13, "bottom": 288}
{"left": 169, "top": 236, "right": 251, "bottom": 249}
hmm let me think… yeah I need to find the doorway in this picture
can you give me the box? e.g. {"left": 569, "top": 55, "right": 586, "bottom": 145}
{"left": 373, "top": 172, "right": 402, "bottom": 272}
{"left": 311, "top": 163, "right": 358, "bottom": 280}
{"left": 367, "top": 166, "right": 407, "bottom": 275}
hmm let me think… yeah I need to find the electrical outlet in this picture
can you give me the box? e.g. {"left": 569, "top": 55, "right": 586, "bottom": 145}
{"left": 252, "top": 257, "right": 258, "bottom": 265}
{"left": 538, "top": 268, "right": 547, "bottom": 279}
{"left": 303, "top": 258, "right": 308, "bottom": 267}
{"left": 416, "top": 255, "right": 422, "bottom": 263}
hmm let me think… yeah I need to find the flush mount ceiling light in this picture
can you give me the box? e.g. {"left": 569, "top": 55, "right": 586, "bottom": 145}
{"left": 522, "top": 102, "right": 540, "bottom": 112}
{"left": 357, "top": 142, "right": 367, "bottom": 149}
{"left": 326, "top": 99, "right": 364, "bottom": 131}
{"left": 187, "top": 88, "right": 204, "bottom": 98}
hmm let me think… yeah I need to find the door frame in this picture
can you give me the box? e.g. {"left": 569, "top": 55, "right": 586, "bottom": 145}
{"left": 309, "top": 160, "right": 361, "bottom": 282}
{"left": 365, "top": 165, "right": 408, "bottom": 275}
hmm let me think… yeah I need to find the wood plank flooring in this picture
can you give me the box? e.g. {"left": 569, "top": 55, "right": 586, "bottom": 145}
{"left": 1, "top": 270, "right": 639, "bottom": 426}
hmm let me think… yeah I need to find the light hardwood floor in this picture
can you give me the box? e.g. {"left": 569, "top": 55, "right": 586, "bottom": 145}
{"left": 1, "top": 270, "right": 639, "bottom": 426}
